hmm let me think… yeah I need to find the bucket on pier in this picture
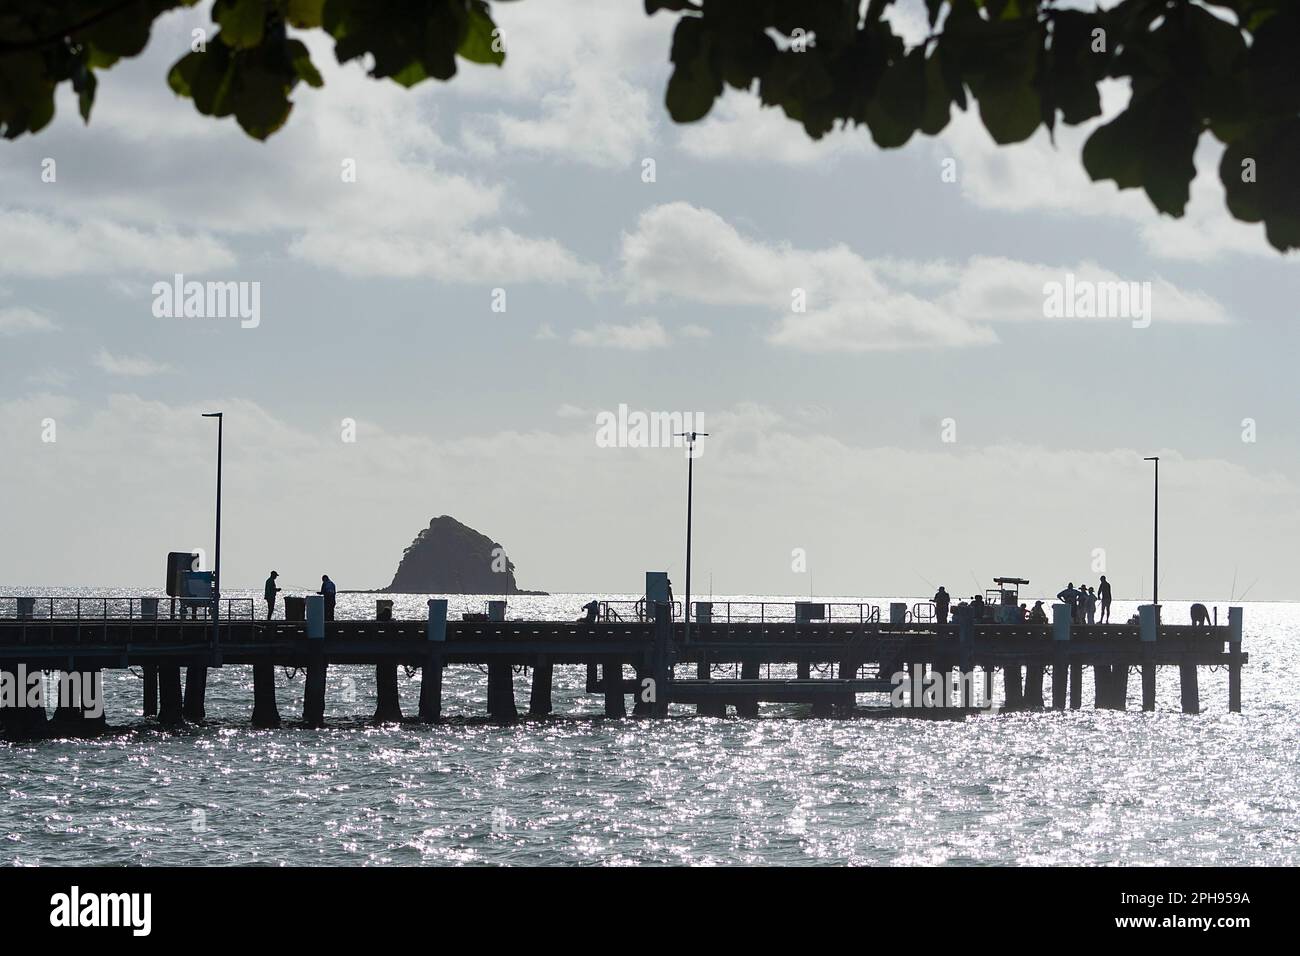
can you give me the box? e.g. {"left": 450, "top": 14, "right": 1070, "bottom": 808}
{"left": 487, "top": 600, "right": 506, "bottom": 622}
{"left": 16, "top": 597, "right": 35, "bottom": 619}
{"left": 889, "top": 602, "right": 907, "bottom": 624}
{"left": 140, "top": 597, "right": 160, "bottom": 620}
{"left": 376, "top": 600, "right": 393, "bottom": 622}
{"left": 694, "top": 601, "right": 712, "bottom": 624}
{"left": 284, "top": 596, "right": 306, "bottom": 621}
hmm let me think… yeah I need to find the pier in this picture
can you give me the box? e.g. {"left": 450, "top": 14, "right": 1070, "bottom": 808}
{"left": 0, "top": 594, "right": 1246, "bottom": 734}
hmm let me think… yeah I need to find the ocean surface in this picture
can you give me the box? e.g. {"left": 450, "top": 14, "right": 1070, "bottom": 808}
{"left": 1, "top": 587, "right": 1295, "bottom": 866}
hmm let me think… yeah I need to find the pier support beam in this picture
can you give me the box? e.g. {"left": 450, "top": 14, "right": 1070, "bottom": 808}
{"left": 251, "top": 662, "right": 280, "bottom": 728}
{"left": 602, "top": 659, "right": 625, "bottom": 718}
{"left": 650, "top": 602, "right": 671, "bottom": 718}
{"left": 302, "top": 595, "right": 327, "bottom": 729}
{"left": 1093, "top": 664, "right": 1111, "bottom": 709}
{"left": 487, "top": 663, "right": 518, "bottom": 721}
{"left": 1179, "top": 658, "right": 1200, "bottom": 715}
{"left": 530, "top": 657, "right": 553, "bottom": 717}
{"left": 1141, "top": 615, "right": 1157, "bottom": 711}
{"left": 1023, "top": 663, "right": 1044, "bottom": 710}
{"left": 142, "top": 665, "right": 158, "bottom": 717}
{"left": 1052, "top": 604, "right": 1070, "bottom": 711}
{"left": 736, "top": 659, "right": 760, "bottom": 717}
{"left": 1003, "top": 665, "right": 1023, "bottom": 712}
{"left": 632, "top": 661, "right": 652, "bottom": 716}
{"left": 1228, "top": 607, "right": 1243, "bottom": 714}
{"left": 1111, "top": 665, "right": 1129, "bottom": 711}
{"left": 182, "top": 663, "right": 206, "bottom": 723}
{"left": 1069, "top": 662, "right": 1083, "bottom": 710}
{"left": 158, "top": 665, "right": 184, "bottom": 727}
{"left": 374, "top": 663, "right": 402, "bottom": 724}
{"left": 696, "top": 652, "right": 725, "bottom": 717}
{"left": 419, "top": 600, "right": 446, "bottom": 723}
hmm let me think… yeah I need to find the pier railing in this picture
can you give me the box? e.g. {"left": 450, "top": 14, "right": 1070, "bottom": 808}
{"left": 0, "top": 596, "right": 257, "bottom": 621}
{"left": 688, "top": 601, "right": 884, "bottom": 625}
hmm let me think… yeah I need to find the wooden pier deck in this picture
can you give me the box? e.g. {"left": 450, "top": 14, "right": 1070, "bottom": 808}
{"left": 0, "top": 603, "right": 1247, "bottom": 733}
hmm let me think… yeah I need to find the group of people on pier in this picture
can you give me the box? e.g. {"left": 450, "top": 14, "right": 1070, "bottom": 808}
{"left": 931, "top": 575, "right": 1113, "bottom": 625}
{"left": 263, "top": 571, "right": 337, "bottom": 621}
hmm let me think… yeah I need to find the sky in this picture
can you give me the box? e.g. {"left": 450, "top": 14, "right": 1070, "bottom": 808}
{"left": 1, "top": 0, "right": 1297, "bottom": 601}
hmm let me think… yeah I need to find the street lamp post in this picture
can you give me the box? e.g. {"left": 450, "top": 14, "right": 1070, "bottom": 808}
{"left": 1144, "top": 456, "right": 1159, "bottom": 609}
{"left": 203, "top": 412, "right": 223, "bottom": 652}
{"left": 675, "top": 430, "right": 708, "bottom": 645}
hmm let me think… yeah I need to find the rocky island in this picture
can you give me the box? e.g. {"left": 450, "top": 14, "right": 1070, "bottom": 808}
{"left": 383, "top": 515, "right": 546, "bottom": 595}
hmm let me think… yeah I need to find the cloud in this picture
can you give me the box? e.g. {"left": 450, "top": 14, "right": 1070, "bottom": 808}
{"left": 0, "top": 306, "right": 60, "bottom": 335}
{"left": 92, "top": 349, "right": 174, "bottom": 377}
{"left": 621, "top": 202, "right": 1230, "bottom": 351}
{"left": 0, "top": 210, "right": 235, "bottom": 278}
{"left": 570, "top": 317, "right": 670, "bottom": 350}
{"left": 0, "top": 395, "right": 1294, "bottom": 599}
{"left": 938, "top": 83, "right": 1293, "bottom": 263}
{"left": 678, "top": 92, "right": 871, "bottom": 166}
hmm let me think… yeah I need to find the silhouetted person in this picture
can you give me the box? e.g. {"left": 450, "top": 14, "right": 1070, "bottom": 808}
{"left": 319, "top": 575, "right": 337, "bottom": 621}
{"left": 1098, "top": 575, "right": 1112, "bottom": 623}
{"left": 264, "top": 570, "right": 281, "bottom": 620}
{"left": 970, "top": 594, "right": 985, "bottom": 622}
{"left": 1084, "top": 586, "right": 1098, "bottom": 624}
{"left": 1057, "top": 582, "right": 1080, "bottom": 622}
{"left": 1190, "top": 603, "right": 1211, "bottom": 627}
{"left": 581, "top": 599, "right": 600, "bottom": 624}
{"left": 933, "top": 586, "right": 950, "bottom": 624}
{"left": 1028, "top": 600, "right": 1048, "bottom": 624}
{"left": 1019, "top": 603, "right": 1029, "bottom": 623}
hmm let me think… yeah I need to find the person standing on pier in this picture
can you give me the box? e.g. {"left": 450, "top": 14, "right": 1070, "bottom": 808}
{"left": 1057, "top": 582, "right": 1080, "bottom": 622}
{"left": 319, "top": 575, "right": 337, "bottom": 621}
{"left": 1084, "top": 586, "right": 1098, "bottom": 624}
{"left": 264, "top": 571, "right": 281, "bottom": 620}
{"left": 933, "top": 586, "right": 951, "bottom": 624}
{"left": 1098, "top": 575, "right": 1112, "bottom": 623}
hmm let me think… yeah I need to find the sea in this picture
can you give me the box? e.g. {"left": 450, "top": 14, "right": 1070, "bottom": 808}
{"left": 1, "top": 588, "right": 1295, "bottom": 866}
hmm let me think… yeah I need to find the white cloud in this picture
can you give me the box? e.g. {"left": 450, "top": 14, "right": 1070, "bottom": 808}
{"left": 678, "top": 92, "right": 870, "bottom": 166}
{"left": 570, "top": 317, "right": 669, "bottom": 350}
{"left": 0, "top": 306, "right": 60, "bottom": 335}
{"left": 0, "top": 210, "right": 235, "bottom": 278}
{"left": 1, "top": 395, "right": 1294, "bottom": 599}
{"left": 92, "top": 349, "right": 173, "bottom": 377}
{"left": 939, "top": 83, "right": 1291, "bottom": 263}
{"left": 621, "top": 202, "right": 1230, "bottom": 351}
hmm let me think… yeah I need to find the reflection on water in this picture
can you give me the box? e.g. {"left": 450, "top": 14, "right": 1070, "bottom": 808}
{"left": 2, "top": 589, "right": 1296, "bottom": 865}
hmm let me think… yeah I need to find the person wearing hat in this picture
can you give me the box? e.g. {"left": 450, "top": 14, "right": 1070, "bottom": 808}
{"left": 1028, "top": 600, "right": 1048, "bottom": 624}
{"left": 264, "top": 570, "right": 281, "bottom": 620}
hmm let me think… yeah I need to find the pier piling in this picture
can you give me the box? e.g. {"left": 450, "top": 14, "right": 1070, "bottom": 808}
{"left": 737, "top": 659, "right": 761, "bottom": 717}
{"left": 302, "top": 596, "right": 327, "bottom": 728}
{"left": 487, "top": 662, "right": 518, "bottom": 721}
{"left": 182, "top": 664, "right": 206, "bottom": 723}
{"left": 1228, "top": 607, "right": 1242, "bottom": 713}
{"left": 1140, "top": 604, "right": 1158, "bottom": 712}
{"left": 530, "top": 657, "right": 553, "bottom": 717}
{"left": 1179, "top": 658, "right": 1200, "bottom": 715}
{"left": 142, "top": 665, "right": 158, "bottom": 717}
{"left": 1052, "top": 605, "right": 1070, "bottom": 711}
{"left": 1023, "top": 663, "right": 1044, "bottom": 710}
{"left": 374, "top": 663, "right": 402, "bottom": 723}
{"left": 418, "top": 600, "right": 446, "bottom": 723}
{"left": 251, "top": 662, "right": 280, "bottom": 728}
{"left": 1003, "top": 664, "right": 1023, "bottom": 711}
{"left": 158, "top": 665, "right": 183, "bottom": 727}
{"left": 602, "top": 660, "right": 625, "bottom": 718}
